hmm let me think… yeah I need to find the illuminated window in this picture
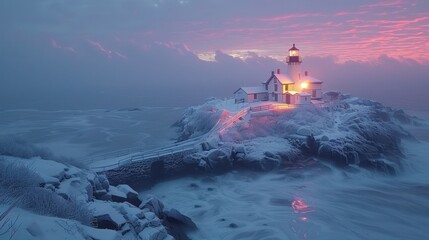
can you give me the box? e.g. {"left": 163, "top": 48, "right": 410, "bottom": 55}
{"left": 289, "top": 50, "right": 299, "bottom": 56}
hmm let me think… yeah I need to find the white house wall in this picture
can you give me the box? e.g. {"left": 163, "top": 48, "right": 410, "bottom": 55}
{"left": 235, "top": 89, "right": 268, "bottom": 103}
{"left": 307, "top": 83, "right": 323, "bottom": 99}
{"left": 234, "top": 89, "right": 248, "bottom": 103}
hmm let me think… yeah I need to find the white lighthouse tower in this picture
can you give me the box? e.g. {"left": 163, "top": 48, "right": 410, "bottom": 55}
{"left": 286, "top": 44, "right": 302, "bottom": 83}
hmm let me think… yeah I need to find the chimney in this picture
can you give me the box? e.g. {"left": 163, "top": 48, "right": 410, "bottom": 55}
{"left": 277, "top": 68, "right": 280, "bottom": 74}
{"left": 271, "top": 71, "right": 274, "bottom": 76}
{"left": 305, "top": 71, "right": 308, "bottom": 76}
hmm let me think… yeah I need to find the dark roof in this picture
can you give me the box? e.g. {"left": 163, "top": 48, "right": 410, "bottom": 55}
{"left": 289, "top": 44, "right": 299, "bottom": 51}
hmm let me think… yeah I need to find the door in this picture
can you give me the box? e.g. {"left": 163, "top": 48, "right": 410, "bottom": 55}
{"left": 285, "top": 94, "right": 290, "bottom": 104}
{"left": 274, "top": 94, "right": 278, "bottom": 102}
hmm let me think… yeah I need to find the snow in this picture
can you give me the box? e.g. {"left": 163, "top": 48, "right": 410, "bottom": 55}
{"left": 236, "top": 86, "right": 266, "bottom": 94}
{"left": 273, "top": 73, "right": 294, "bottom": 84}
{"left": 0, "top": 205, "right": 119, "bottom": 240}
{"left": 0, "top": 108, "right": 183, "bottom": 161}
{"left": 243, "top": 137, "right": 292, "bottom": 161}
{"left": 109, "top": 186, "right": 127, "bottom": 198}
{"left": 90, "top": 201, "right": 127, "bottom": 227}
{"left": 83, "top": 226, "right": 121, "bottom": 240}
{"left": 2, "top": 94, "right": 428, "bottom": 240}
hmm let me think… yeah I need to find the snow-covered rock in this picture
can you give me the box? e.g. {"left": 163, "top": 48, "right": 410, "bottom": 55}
{"left": 117, "top": 184, "right": 142, "bottom": 207}
{"left": 170, "top": 93, "right": 418, "bottom": 174}
{"left": 0, "top": 154, "right": 191, "bottom": 240}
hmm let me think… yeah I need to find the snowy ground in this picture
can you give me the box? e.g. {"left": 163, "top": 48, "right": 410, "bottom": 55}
{"left": 2, "top": 104, "right": 429, "bottom": 240}
{"left": 0, "top": 107, "right": 183, "bottom": 160}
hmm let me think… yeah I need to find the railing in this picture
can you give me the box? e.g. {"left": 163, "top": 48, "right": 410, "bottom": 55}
{"left": 250, "top": 104, "right": 272, "bottom": 112}
{"left": 250, "top": 103, "right": 293, "bottom": 112}
{"left": 90, "top": 107, "right": 252, "bottom": 172}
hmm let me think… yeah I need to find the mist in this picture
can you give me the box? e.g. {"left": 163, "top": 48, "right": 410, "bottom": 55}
{"left": 1, "top": 36, "right": 428, "bottom": 111}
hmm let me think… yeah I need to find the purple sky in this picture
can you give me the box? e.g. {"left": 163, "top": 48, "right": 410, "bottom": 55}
{"left": 1, "top": 0, "right": 429, "bottom": 110}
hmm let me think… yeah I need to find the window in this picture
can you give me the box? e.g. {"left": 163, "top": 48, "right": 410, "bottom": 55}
{"left": 265, "top": 84, "right": 268, "bottom": 90}
{"left": 285, "top": 85, "right": 288, "bottom": 91}
{"left": 312, "top": 90, "right": 317, "bottom": 97}
{"left": 274, "top": 84, "right": 278, "bottom": 91}
{"left": 254, "top": 93, "right": 257, "bottom": 99}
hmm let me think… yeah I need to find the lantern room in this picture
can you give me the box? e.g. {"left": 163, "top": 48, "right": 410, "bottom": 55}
{"left": 286, "top": 44, "right": 302, "bottom": 64}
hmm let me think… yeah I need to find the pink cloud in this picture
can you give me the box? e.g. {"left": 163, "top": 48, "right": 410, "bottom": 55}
{"left": 50, "top": 39, "right": 77, "bottom": 53}
{"left": 258, "top": 13, "right": 323, "bottom": 22}
{"left": 87, "top": 39, "right": 128, "bottom": 60}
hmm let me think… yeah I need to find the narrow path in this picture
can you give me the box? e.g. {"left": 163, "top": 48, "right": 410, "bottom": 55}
{"left": 89, "top": 106, "right": 251, "bottom": 172}
{"left": 89, "top": 102, "right": 294, "bottom": 173}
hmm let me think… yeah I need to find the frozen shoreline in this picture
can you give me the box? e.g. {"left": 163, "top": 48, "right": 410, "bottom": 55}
{"left": 139, "top": 140, "right": 429, "bottom": 240}
{"left": 0, "top": 108, "right": 183, "bottom": 160}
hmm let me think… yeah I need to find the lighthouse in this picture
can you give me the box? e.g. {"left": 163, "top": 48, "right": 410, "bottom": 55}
{"left": 234, "top": 43, "right": 323, "bottom": 105}
{"left": 286, "top": 44, "right": 302, "bottom": 83}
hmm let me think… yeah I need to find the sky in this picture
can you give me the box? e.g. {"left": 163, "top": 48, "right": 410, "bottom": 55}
{"left": 1, "top": 0, "right": 429, "bottom": 110}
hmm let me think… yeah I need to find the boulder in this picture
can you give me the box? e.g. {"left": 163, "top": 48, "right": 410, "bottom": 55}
{"left": 163, "top": 208, "right": 197, "bottom": 230}
{"left": 93, "top": 203, "right": 126, "bottom": 230}
{"left": 163, "top": 208, "right": 197, "bottom": 240}
{"left": 138, "top": 226, "right": 168, "bottom": 240}
{"left": 260, "top": 156, "right": 280, "bottom": 171}
{"left": 95, "top": 214, "right": 124, "bottom": 230}
{"left": 206, "top": 149, "right": 231, "bottom": 171}
{"left": 297, "top": 127, "right": 311, "bottom": 136}
{"left": 109, "top": 186, "right": 128, "bottom": 204}
{"left": 98, "top": 174, "right": 110, "bottom": 191}
{"left": 140, "top": 196, "right": 164, "bottom": 218}
{"left": 117, "top": 184, "right": 142, "bottom": 207}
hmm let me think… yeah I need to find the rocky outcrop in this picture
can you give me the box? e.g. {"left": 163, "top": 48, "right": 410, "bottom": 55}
{"left": 140, "top": 196, "right": 198, "bottom": 240}
{"left": 11, "top": 157, "right": 193, "bottom": 240}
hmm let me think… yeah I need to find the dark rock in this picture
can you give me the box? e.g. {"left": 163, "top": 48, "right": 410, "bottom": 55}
{"left": 98, "top": 174, "right": 110, "bottom": 191}
{"left": 373, "top": 110, "right": 390, "bottom": 122}
{"left": 393, "top": 110, "right": 411, "bottom": 124}
{"left": 318, "top": 144, "right": 348, "bottom": 167}
{"left": 229, "top": 223, "right": 238, "bottom": 228}
{"left": 110, "top": 187, "right": 127, "bottom": 204}
{"left": 206, "top": 149, "right": 231, "bottom": 171}
{"left": 151, "top": 160, "right": 165, "bottom": 180}
{"left": 201, "top": 142, "right": 215, "bottom": 151}
{"left": 164, "top": 208, "right": 197, "bottom": 230}
{"left": 260, "top": 156, "right": 280, "bottom": 171}
{"left": 301, "top": 134, "right": 319, "bottom": 156}
{"left": 163, "top": 208, "right": 197, "bottom": 240}
{"left": 207, "top": 187, "right": 214, "bottom": 191}
{"left": 94, "top": 189, "right": 108, "bottom": 198}
{"left": 98, "top": 193, "right": 112, "bottom": 201}
{"left": 117, "top": 184, "right": 142, "bottom": 207}
{"left": 141, "top": 196, "right": 165, "bottom": 218}
{"left": 189, "top": 183, "right": 199, "bottom": 189}
{"left": 95, "top": 214, "right": 122, "bottom": 230}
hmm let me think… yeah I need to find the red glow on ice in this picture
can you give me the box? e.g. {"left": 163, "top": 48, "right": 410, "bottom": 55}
{"left": 291, "top": 198, "right": 313, "bottom": 214}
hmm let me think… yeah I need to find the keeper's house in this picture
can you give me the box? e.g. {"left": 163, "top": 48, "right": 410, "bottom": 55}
{"left": 234, "top": 44, "right": 323, "bottom": 105}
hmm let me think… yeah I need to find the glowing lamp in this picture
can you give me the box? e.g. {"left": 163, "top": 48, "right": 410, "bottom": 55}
{"left": 301, "top": 82, "right": 309, "bottom": 89}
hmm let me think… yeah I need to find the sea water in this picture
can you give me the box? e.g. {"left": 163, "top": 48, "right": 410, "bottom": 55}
{"left": 140, "top": 139, "right": 429, "bottom": 240}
